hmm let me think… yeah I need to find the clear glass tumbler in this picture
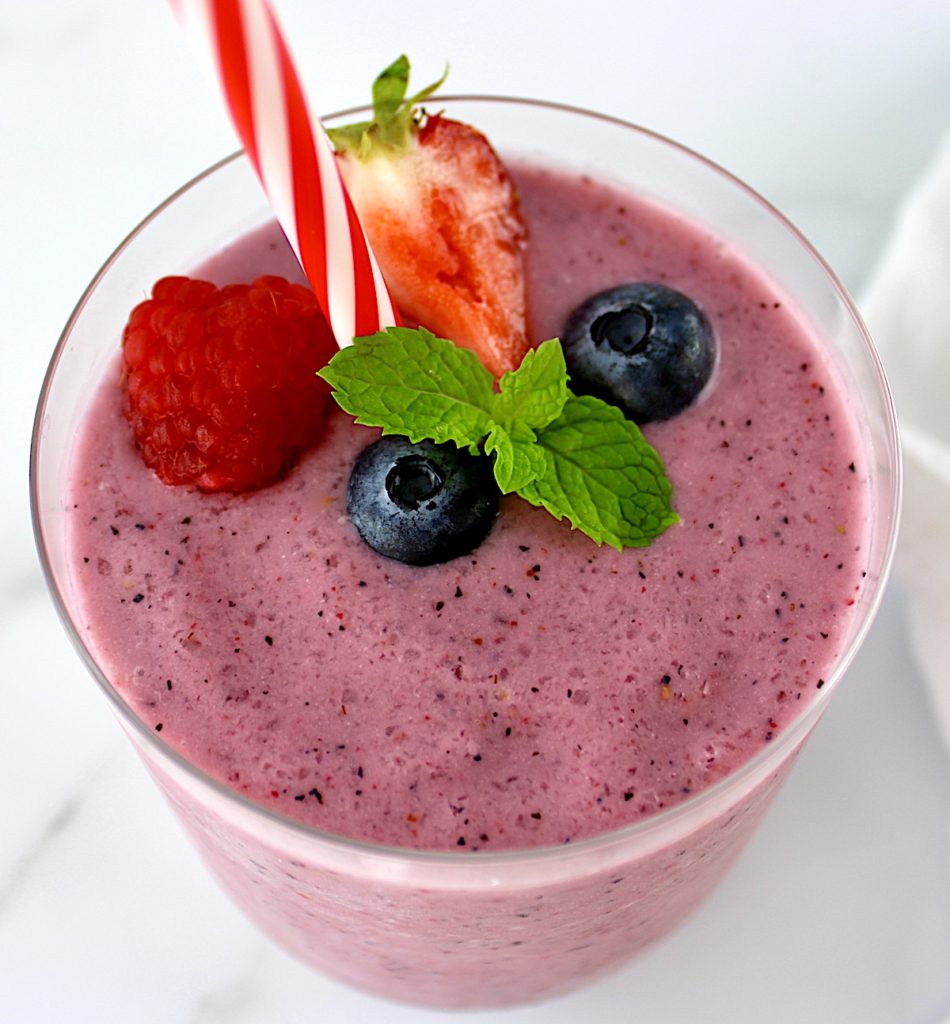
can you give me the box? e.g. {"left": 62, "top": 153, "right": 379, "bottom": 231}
{"left": 31, "top": 98, "right": 900, "bottom": 1009}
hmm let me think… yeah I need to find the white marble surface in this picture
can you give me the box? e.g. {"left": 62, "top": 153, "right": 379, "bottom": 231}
{"left": 4, "top": 1, "right": 950, "bottom": 1021}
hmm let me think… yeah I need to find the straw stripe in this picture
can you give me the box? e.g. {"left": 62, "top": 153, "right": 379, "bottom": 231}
{"left": 269, "top": 12, "right": 330, "bottom": 316}
{"left": 269, "top": 13, "right": 353, "bottom": 342}
{"left": 238, "top": 0, "right": 299, "bottom": 269}
{"left": 370, "top": 236, "right": 396, "bottom": 328}
{"left": 313, "top": 124, "right": 357, "bottom": 347}
{"left": 346, "top": 196, "right": 380, "bottom": 339}
{"left": 168, "top": 0, "right": 221, "bottom": 105}
{"left": 170, "top": 0, "right": 399, "bottom": 347}
{"left": 210, "top": 0, "right": 259, "bottom": 175}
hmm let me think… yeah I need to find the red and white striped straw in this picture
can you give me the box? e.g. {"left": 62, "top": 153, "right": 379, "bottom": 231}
{"left": 169, "top": 0, "right": 399, "bottom": 347}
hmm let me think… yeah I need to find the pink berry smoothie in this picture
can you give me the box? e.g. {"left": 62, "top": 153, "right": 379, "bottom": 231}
{"left": 60, "top": 158, "right": 870, "bottom": 1005}
{"left": 66, "top": 162, "right": 867, "bottom": 850}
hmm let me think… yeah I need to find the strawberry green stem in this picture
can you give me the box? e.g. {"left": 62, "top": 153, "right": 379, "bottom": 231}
{"left": 327, "top": 54, "right": 448, "bottom": 158}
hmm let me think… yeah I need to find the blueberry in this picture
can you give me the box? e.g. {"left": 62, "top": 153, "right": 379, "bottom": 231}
{"left": 562, "top": 283, "right": 714, "bottom": 422}
{"left": 347, "top": 436, "right": 499, "bottom": 566}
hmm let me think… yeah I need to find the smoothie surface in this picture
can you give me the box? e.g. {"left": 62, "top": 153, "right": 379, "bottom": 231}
{"left": 65, "top": 162, "right": 869, "bottom": 851}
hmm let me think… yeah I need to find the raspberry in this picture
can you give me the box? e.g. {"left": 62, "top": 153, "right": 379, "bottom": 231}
{"left": 121, "top": 275, "right": 337, "bottom": 492}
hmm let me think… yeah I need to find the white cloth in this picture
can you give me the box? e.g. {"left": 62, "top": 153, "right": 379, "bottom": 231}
{"left": 860, "top": 130, "right": 950, "bottom": 754}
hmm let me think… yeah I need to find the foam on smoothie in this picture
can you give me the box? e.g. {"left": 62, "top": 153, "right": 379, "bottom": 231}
{"left": 65, "top": 163, "right": 868, "bottom": 851}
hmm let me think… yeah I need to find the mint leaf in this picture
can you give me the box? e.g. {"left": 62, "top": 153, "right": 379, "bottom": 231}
{"left": 517, "top": 394, "right": 678, "bottom": 549}
{"left": 485, "top": 423, "right": 546, "bottom": 494}
{"left": 494, "top": 338, "right": 569, "bottom": 433}
{"left": 317, "top": 327, "right": 495, "bottom": 449}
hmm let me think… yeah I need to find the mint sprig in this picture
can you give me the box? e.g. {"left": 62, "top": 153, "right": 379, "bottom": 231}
{"left": 317, "top": 328, "right": 678, "bottom": 549}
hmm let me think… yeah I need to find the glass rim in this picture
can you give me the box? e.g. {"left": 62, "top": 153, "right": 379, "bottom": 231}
{"left": 30, "top": 94, "right": 902, "bottom": 868}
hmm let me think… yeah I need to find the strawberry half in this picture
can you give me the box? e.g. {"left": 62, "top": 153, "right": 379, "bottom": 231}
{"left": 329, "top": 56, "right": 528, "bottom": 379}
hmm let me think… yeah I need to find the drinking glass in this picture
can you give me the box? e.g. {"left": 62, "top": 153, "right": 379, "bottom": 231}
{"left": 31, "top": 98, "right": 900, "bottom": 1009}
